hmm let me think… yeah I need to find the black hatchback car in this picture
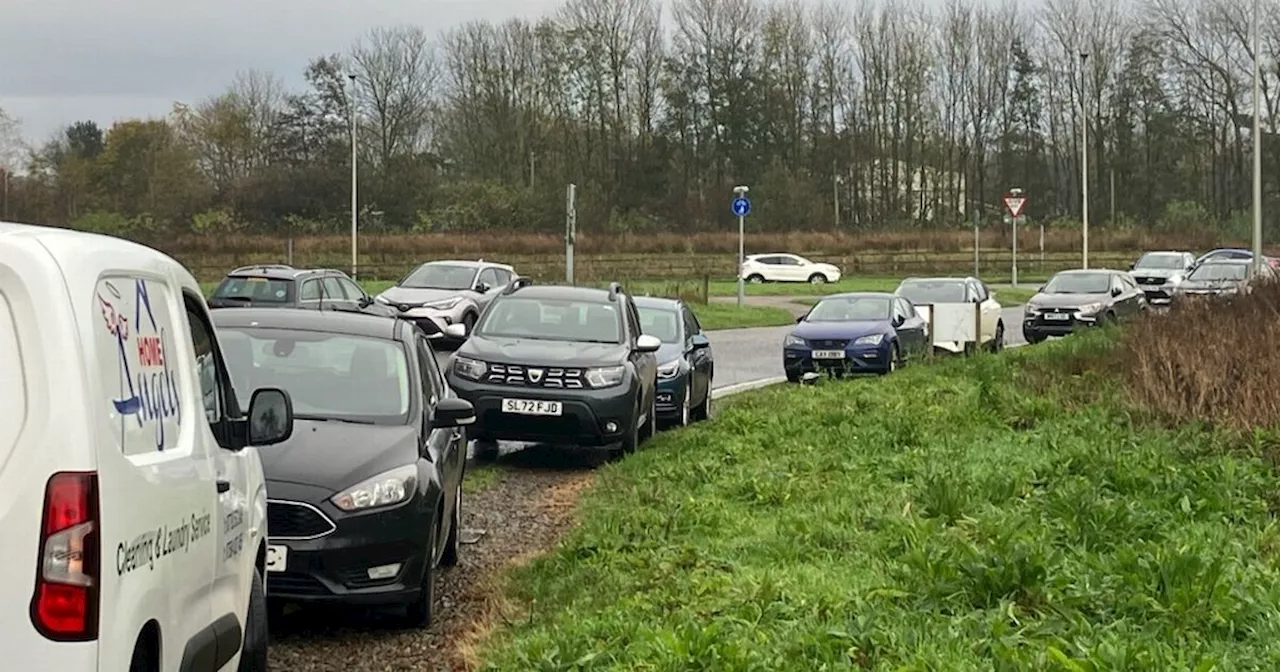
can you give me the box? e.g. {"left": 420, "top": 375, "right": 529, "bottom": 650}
{"left": 1022, "top": 269, "right": 1146, "bottom": 344}
{"left": 210, "top": 307, "right": 475, "bottom": 628}
{"left": 207, "top": 264, "right": 402, "bottom": 319}
{"left": 445, "top": 280, "right": 662, "bottom": 458}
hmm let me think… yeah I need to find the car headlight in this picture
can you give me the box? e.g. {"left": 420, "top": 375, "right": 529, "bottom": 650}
{"left": 425, "top": 297, "right": 461, "bottom": 310}
{"left": 452, "top": 355, "right": 488, "bottom": 380}
{"left": 1024, "top": 303, "right": 1042, "bottom": 315}
{"left": 1075, "top": 302, "right": 1105, "bottom": 315}
{"left": 783, "top": 334, "right": 806, "bottom": 348}
{"left": 331, "top": 464, "right": 417, "bottom": 512}
{"left": 853, "top": 334, "right": 884, "bottom": 346}
{"left": 586, "top": 365, "right": 626, "bottom": 388}
{"left": 657, "top": 359, "right": 683, "bottom": 380}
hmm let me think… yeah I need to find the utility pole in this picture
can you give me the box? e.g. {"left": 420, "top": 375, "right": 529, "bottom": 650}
{"left": 348, "top": 73, "right": 358, "bottom": 280}
{"left": 832, "top": 160, "right": 840, "bottom": 228}
{"left": 972, "top": 202, "right": 980, "bottom": 278}
{"left": 1080, "top": 52, "right": 1090, "bottom": 270}
{"left": 566, "top": 183, "right": 577, "bottom": 284}
{"left": 1251, "top": 0, "right": 1262, "bottom": 274}
{"left": 530, "top": 151, "right": 537, "bottom": 190}
{"left": 1109, "top": 168, "right": 1116, "bottom": 226}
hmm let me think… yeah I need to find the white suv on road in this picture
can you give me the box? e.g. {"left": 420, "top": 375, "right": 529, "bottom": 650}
{"left": 740, "top": 253, "right": 841, "bottom": 284}
{"left": 0, "top": 222, "right": 295, "bottom": 672}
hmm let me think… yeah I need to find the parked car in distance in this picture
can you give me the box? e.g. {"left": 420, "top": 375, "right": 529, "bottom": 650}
{"left": 740, "top": 253, "right": 841, "bottom": 284}
{"left": 893, "top": 276, "right": 1004, "bottom": 353}
{"left": 783, "top": 292, "right": 927, "bottom": 381}
{"left": 208, "top": 263, "right": 399, "bottom": 314}
{"left": 1173, "top": 258, "right": 1277, "bottom": 301}
{"left": 1191, "top": 248, "right": 1280, "bottom": 271}
{"left": 1128, "top": 251, "right": 1196, "bottom": 306}
{"left": 0, "top": 222, "right": 294, "bottom": 672}
{"left": 1022, "top": 269, "right": 1146, "bottom": 344}
{"left": 445, "top": 280, "right": 661, "bottom": 459}
{"left": 376, "top": 260, "right": 516, "bottom": 345}
{"left": 212, "top": 307, "right": 475, "bottom": 628}
{"left": 634, "top": 296, "right": 714, "bottom": 428}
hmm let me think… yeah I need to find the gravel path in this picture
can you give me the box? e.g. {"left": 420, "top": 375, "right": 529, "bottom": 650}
{"left": 268, "top": 449, "right": 602, "bottom": 672}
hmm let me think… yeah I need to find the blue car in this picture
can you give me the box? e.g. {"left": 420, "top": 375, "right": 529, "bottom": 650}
{"left": 634, "top": 296, "right": 714, "bottom": 427}
{"left": 783, "top": 292, "right": 928, "bottom": 381}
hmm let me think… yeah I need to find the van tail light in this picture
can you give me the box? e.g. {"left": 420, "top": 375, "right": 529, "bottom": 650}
{"left": 29, "top": 471, "right": 100, "bottom": 641}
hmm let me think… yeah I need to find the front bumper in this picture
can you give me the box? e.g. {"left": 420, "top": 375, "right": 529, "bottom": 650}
{"left": 263, "top": 481, "right": 435, "bottom": 606}
{"left": 783, "top": 340, "right": 892, "bottom": 378}
{"left": 1139, "top": 286, "right": 1174, "bottom": 304}
{"left": 656, "top": 374, "right": 689, "bottom": 417}
{"left": 1022, "top": 310, "right": 1102, "bottom": 338}
{"left": 447, "top": 374, "right": 638, "bottom": 447}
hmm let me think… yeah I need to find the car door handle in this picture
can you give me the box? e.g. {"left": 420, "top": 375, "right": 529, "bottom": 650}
{"left": 216, "top": 480, "right": 231, "bottom": 494}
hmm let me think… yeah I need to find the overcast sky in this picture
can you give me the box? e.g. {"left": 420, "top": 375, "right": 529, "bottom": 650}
{"left": 0, "top": 0, "right": 567, "bottom": 144}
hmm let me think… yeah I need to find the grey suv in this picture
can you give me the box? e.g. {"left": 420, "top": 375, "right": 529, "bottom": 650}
{"left": 444, "top": 280, "right": 662, "bottom": 460}
{"left": 376, "top": 260, "right": 515, "bottom": 346}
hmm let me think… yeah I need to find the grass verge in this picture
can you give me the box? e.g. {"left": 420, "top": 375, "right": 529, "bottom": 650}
{"left": 476, "top": 331, "right": 1280, "bottom": 669}
{"left": 688, "top": 302, "right": 795, "bottom": 330}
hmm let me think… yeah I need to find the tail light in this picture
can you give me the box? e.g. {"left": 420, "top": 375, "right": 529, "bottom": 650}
{"left": 29, "top": 471, "right": 100, "bottom": 641}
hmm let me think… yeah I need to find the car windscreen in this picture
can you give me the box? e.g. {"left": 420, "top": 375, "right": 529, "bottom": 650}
{"left": 806, "top": 297, "right": 892, "bottom": 322}
{"left": 1189, "top": 263, "right": 1247, "bottom": 281}
{"left": 1043, "top": 273, "right": 1110, "bottom": 294}
{"left": 476, "top": 297, "right": 621, "bottom": 344}
{"left": 1135, "top": 253, "right": 1185, "bottom": 269}
{"left": 638, "top": 306, "right": 681, "bottom": 344}
{"left": 896, "top": 280, "right": 966, "bottom": 304}
{"left": 400, "top": 263, "right": 477, "bottom": 290}
{"left": 211, "top": 276, "right": 294, "bottom": 303}
{"left": 218, "top": 327, "right": 412, "bottom": 425}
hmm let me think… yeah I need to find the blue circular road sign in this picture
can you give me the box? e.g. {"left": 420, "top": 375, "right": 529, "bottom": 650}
{"left": 732, "top": 197, "right": 751, "bottom": 216}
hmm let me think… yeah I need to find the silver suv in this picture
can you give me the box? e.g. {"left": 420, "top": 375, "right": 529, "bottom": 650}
{"left": 376, "top": 260, "right": 516, "bottom": 344}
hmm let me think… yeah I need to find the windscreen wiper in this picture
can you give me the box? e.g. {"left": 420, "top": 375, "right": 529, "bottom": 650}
{"left": 294, "top": 414, "right": 376, "bottom": 425}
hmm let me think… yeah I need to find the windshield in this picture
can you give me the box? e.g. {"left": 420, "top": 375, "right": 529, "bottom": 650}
{"left": 212, "top": 276, "right": 293, "bottom": 303}
{"left": 1189, "top": 263, "right": 1247, "bottom": 281}
{"left": 1135, "top": 253, "right": 1186, "bottom": 270}
{"left": 219, "top": 328, "right": 412, "bottom": 425}
{"left": 896, "top": 280, "right": 966, "bottom": 305}
{"left": 476, "top": 297, "right": 621, "bottom": 344}
{"left": 638, "top": 306, "right": 681, "bottom": 344}
{"left": 806, "top": 297, "right": 892, "bottom": 322}
{"left": 400, "top": 263, "right": 477, "bottom": 290}
{"left": 1043, "top": 273, "right": 1111, "bottom": 294}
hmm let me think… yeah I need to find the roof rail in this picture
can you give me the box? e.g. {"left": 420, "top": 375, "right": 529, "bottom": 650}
{"left": 501, "top": 276, "right": 535, "bottom": 296}
{"left": 231, "top": 263, "right": 294, "bottom": 274}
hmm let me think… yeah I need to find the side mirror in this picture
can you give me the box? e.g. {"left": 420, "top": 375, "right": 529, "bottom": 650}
{"left": 635, "top": 334, "right": 662, "bottom": 352}
{"left": 892, "top": 314, "right": 905, "bottom": 327}
{"left": 1111, "top": 287, "right": 1122, "bottom": 297}
{"left": 431, "top": 397, "right": 476, "bottom": 428}
{"left": 1128, "top": 263, "right": 1135, "bottom": 271}
{"left": 444, "top": 323, "right": 468, "bottom": 339}
{"left": 247, "top": 387, "right": 294, "bottom": 446}
{"left": 795, "top": 314, "right": 806, "bottom": 323}
{"left": 474, "top": 281, "right": 490, "bottom": 293}
{"left": 1037, "top": 285, "right": 1045, "bottom": 293}
{"left": 358, "top": 295, "right": 374, "bottom": 307}
{"left": 691, "top": 333, "right": 710, "bottom": 350}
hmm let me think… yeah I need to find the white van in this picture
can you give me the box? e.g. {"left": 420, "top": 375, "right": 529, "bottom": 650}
{"left": 0, "top": 222, "right": 296, "bottom": 671}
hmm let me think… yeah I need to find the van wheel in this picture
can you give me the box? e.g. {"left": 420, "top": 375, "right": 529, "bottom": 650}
{"left": 237, "top": 569, "right": 269, "bottom": 672}
{"left": 400, "top": 524, "right": 437, "bottom": 628}
{"left": 128, "top": 637, "right": 157, "bottom": 672}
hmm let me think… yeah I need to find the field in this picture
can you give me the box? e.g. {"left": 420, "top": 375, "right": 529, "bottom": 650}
{"left": 474, "top": 312, "right": 1280, "bottom": 668}
{"left": 162, "top": 229, "right": 1255, "bottom": 285}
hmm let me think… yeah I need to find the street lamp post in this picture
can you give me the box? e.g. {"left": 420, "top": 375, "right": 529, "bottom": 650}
{"left": 1080, "top": 52, "right": 1090, "bottom": 270}
{"left": 348, "top": 73, "right": 358, "bottom": 280}
{"left": 1251, "top": 0, "right": 1262, "bottom": 274}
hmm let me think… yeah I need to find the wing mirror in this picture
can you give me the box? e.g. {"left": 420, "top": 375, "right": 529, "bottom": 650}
{"left": 891, "top": 314, "right": 905, "bottom": 327}
{"left": 474, "top": 281, "right": 490, "bottom": 293}
{"left": 247, "top": 387, "right": 294, "bottom": 446}
{"left": 691, "top": 333, "right": 710, "bottom": 350}
{"left": 358, "top": 295, "right": 374, "bottom": 307}
{"left": 635, "top": 334, "right": 662, "bottom": 352}
{"left": 444, "top": 323, "right": 468, "bottom": 339}
{"left": 431, "top": 397, "right": 476, "bottom": 428}
{"left": 1111, "top": 287, "right": 1122, "bottom": 297}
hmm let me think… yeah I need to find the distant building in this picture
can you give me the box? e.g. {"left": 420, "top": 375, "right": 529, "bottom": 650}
{"left": 857, "top": 159, "right": 967, "bottom": 223}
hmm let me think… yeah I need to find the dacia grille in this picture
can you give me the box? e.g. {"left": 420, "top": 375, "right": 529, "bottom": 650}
{"left": 484, "top": 363, "right": 586, "bottom": 389}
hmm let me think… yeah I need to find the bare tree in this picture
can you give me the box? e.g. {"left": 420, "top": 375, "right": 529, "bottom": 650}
{"left": 350, "top": 25, "right": 442, "bottom": 167}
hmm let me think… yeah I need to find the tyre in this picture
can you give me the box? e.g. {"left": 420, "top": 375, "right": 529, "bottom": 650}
{"left": 461, "top": 312, "right": 476, "bottom": 337}
{"left": 691, "top": 373, "right": 712, "bottom": 421}
{"left": 808, "top": 273, "right": 827, "bottom": 284}
{"left": 881, "top": 344, "right": 900, "bottom": 375}
{"left": 128, "top": 634, "right": 157, "bottom": 672}
{"left": 620, "top": 408, "right": 640, "bottom": 454}
{"left": 990, "top": 321, "right": 1005, "bottom": 352}
{"left": 472, "top": 438, "right": 498, "bottom": 462}
{"left": 440, "top": 481, "right": 461, "bottom": 568}
{"left": 747, "top": 274, "right": 765, "bottom": 284}
{"left": 237, "top": 569, "right": 269, "bottom": 672}
{"left": 1023, "top": 329, "right": 1046, "bottom": 345}
{"left": 400, "top": 524, "right": 438, "bottom": 628}
{"left": 675, "top": 385, "right": 691, "bottom": 427}
{"left": 640, "top": 391, "right": 657, "bottom": 443}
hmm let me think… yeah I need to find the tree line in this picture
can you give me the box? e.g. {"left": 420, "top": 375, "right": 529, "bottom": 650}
{"left": 0, "top": 0, "right": 1277, "bottom": 243}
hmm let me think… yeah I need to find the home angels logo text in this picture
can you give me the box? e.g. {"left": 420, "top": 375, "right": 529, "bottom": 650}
{"left": 97, "top": 279, "right": 182, "bottom": 451}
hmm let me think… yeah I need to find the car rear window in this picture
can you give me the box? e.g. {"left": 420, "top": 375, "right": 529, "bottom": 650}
{"left": 212, "top": 276, "right": 294, "bottom": 303}
{"left": 0, "top": 292, "right": 26, "bottom": 473}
